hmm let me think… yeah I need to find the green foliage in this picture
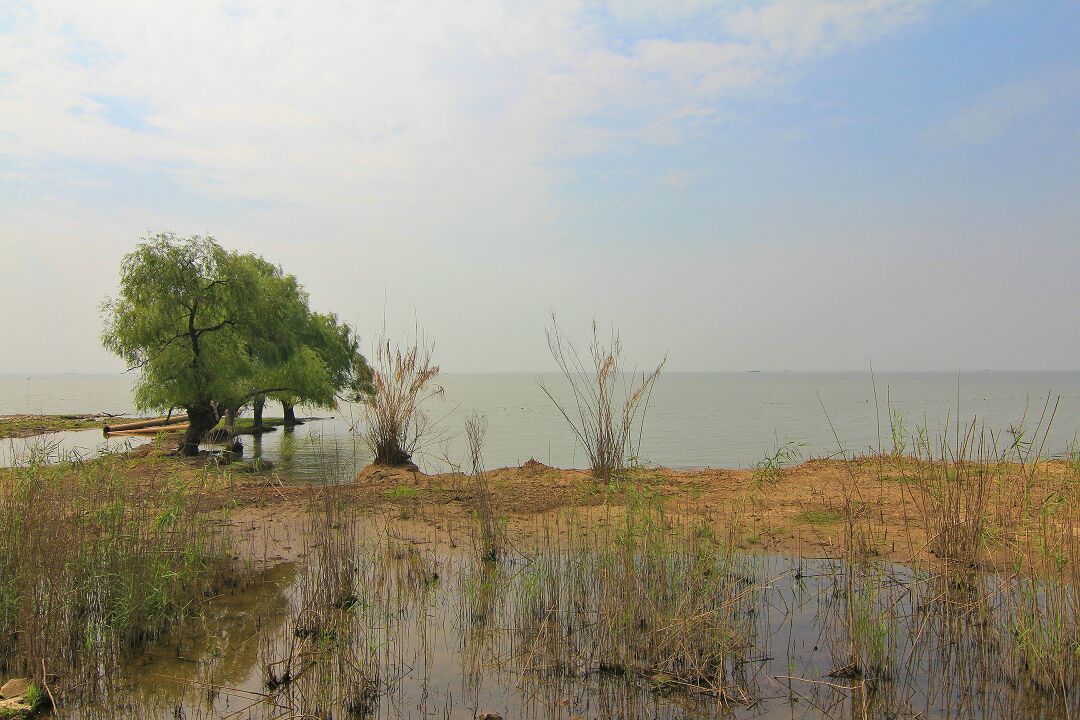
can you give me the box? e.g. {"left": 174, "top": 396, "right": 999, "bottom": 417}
{"left": 383, "top": 486, "right": 423, "bottom": 501}
{"left": 102, "top": 234, "right": 285, "bottom": 411}
{"left": 752, "top": 440, "right": 804, "bottom": 486}
{"left": 269, "top": 311, "right": 374, "bottom": 412}
{"left": 582, "top": 457, "right": 665, "bottom": 500}
{"left": 101, "top": 233, "right": 372, "bottom": 449}
{"left": 846, "top": 562, "right": 894, "bottom": 679}
{"left": 795, "top": 508, "right": 843, "bottom": 525}
{"left": 0, "top": 454, "right": 236, "bottom": 688}
{"left": 24, "top": 682, "right": 47, "bottom": 711}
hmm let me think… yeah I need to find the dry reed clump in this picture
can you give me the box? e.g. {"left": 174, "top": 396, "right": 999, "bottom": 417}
{"left": 907, "top": 420, "right": 1002, "bottom": 567}
{"left": 359, "top": 334, "right": 443, "bottom": 467}
{"left": 0, "top": 451, "right": 236, "bottom": 704}
{"left": 540, "top": 316, "right": 665, "bottom": 481}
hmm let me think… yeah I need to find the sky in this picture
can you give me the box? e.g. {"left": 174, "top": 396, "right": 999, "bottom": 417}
{"left": 1, "top": 0, "right": 1079, "bottom": 374}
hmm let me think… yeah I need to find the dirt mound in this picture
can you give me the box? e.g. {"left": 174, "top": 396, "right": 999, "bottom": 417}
{"left": 355, "top": 463, "right": 421, "bottom": 485}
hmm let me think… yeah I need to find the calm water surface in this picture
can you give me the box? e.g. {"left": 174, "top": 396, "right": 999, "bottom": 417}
{"left": 69, "top": 520, "right": 1077, "bottom": 720}
{"left": 3, "top": 372, "right": 1080, "bottom": 474}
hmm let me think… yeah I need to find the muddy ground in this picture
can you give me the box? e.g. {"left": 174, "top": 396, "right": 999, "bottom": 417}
{"left": 216, "top": 451, "right": 1076, "bottom": 571}
{"left": 5, "top": 427, "right": 1074, "bottom": 571}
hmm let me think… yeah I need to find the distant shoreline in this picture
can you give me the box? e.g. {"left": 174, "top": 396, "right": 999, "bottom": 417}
{"left": 0, "top": 413, "right": 137, "bottom": 440}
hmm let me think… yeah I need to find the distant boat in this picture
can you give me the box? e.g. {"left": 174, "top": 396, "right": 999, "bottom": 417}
{"left": 748, "top": 370, "right": 762, "bottom": 373}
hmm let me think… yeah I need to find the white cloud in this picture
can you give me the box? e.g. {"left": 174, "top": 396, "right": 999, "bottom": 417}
{"left": 723, "top": 0, "right": 931, "bottom": 58}
{"left": 656, "top": 169, "right": 694, "bottom": 188}
{"left": 928, "top": 68, "right": 1080, "bottom": 145}
{"left": 0, "top": 0, "right": 951, "bottom": 372}
{"left": 0, "top": 1, "right": 938, "bottom": 217}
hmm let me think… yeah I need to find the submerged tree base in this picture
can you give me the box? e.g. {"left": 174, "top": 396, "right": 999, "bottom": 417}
{"left": 369, "top": 444, "right": 418, "bottom": 470}
{"left": 179, "top": 404, "right": 218, "bottom": 456}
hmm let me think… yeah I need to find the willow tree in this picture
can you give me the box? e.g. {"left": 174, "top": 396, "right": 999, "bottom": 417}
{"left": 102, "top": 233, "right": 311, "bottom": 455}
{"left": 243, "top": 311, "right": 373, "bottom": 430}
{"left": 221, "top": 253, "right": 316, "bottom": 431}
{"left": 272, "top": 312, "right": 375, "bottom": 424}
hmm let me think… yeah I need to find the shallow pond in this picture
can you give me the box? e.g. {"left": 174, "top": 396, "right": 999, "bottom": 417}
{"left": 58, "top": 510, "right": 1078, "bottom": 720}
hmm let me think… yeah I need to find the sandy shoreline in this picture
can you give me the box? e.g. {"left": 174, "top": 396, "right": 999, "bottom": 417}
{"left": 3, "top": 417, "right": 1075, "bottom": 571}
{"left": 214, "top": 454, "right": 1077, "bottom": 571}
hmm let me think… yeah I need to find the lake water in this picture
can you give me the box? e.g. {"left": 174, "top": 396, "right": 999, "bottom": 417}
{"left": 3, "top": 372, "right": 1080, "bottom": 475}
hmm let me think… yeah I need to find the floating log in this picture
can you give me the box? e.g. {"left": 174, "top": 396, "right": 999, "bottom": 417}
{"left": 108, "top": 424, "right": 190, "bottom": 436}
{"left": 103, "top": 415, "right": 189, "bottom": 434}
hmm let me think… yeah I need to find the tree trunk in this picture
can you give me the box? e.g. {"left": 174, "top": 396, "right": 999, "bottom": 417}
{"left": 181, "top": 403, "right": 217, "bottom": 456}
{"left": 224, "top": 406, "right": 237, "bottom": 435}
{"left": 283, "top": 403, "right": 298, "bottom": 425}
{"left": 252, "top": 396, "right": 265, "bottom": 431}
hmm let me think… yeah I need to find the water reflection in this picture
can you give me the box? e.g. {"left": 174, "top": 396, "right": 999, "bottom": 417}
{"left": 0, "top": 427, "right": 148, "bottom": 467}
{"left": 239, "top": 422, "right": 374, "bottom": 483}
{"left": 64, "top": 509, "right": 1079, "bottom": 720}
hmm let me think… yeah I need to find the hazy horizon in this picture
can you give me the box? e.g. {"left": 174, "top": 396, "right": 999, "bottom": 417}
{"left": 2, "top": 1, "right": 1079, "bottom": 375}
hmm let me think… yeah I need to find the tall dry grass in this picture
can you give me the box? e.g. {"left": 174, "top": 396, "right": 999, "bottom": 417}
{"left": 540, "top": 316, "right": 665, "bottom": 481}
{"left": 359, "top": 334, "right": 443, "bottom": 467}
{"left": 513, "top": 499, "right": 759, "bottom": 702}
{"left": 818, "top": 397, "right": 1080, "bottom": 711}
{"left": 465, "top": 412, "right": 503, "bottom": 563}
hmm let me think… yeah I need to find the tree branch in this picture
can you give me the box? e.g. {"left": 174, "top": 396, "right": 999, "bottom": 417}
{"left": 194, "top": 318, "right": 235, "bottom": 337}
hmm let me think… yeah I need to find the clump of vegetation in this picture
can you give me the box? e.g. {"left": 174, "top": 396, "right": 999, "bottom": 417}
{"left": 0, "top": 452, "right": 238, "bottom": 704}
{"left": 751, "top": 440, "right": 804, "bottom": 486}
{"left": 514, "top": 500, "right": 758, "bottom": 701}
{"left": 540, "top": 316, "right": 665, "bottom": 481}
{"left": 794, "top": 508, "right": 842, "bottom": 525}
{"left": 102, "top": 233, "right": 372, "bottom": 455}
{"left": 465, "top": 412, "right": 503, "bottom": 563}
{"left": 883, "top": 408, "right": 1061, "bottom": 569}
{"left": 359, "top": 334, "right": 442, "bottom": 467}
{"left": 384, "top": 485, "right": 423, "bottom": 501}
{"left": 821, "top": 401, "right": 1080, "bottom": 702}
{"left": 824, "top": 554, "right": 900, "bottom": 683}
{"left": 259, "top": 486, "right": 380, "bottom": 718}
